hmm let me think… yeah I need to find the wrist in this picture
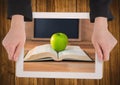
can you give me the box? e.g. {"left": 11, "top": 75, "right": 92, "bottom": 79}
{"left": 94, "top": 17, "right": 108, "bottom": 30}
{"left": 11, "top": 15, "right": 25, "bottom": 29}
{"left": 12, "top": 15, "right": 24, "bottom": 21}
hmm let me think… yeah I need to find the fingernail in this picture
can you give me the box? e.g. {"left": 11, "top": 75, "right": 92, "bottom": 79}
{"left": 98, "top": 55, "right": 103, "bottom": 62}
{"left": 104, "top": 56, "right": 109, "bottom": 61}
{"left": 14, "top": 57, "right": 18, "bottom": 61}
{"left": 100, "top": 57, "right": 103, "bottom": 62}
{"left": 8, "top": 56, "right": 12, "bottom": 60}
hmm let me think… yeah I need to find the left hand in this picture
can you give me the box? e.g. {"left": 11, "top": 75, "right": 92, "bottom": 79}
{"left": 2, "top": 15, "right": 25, "bottom": 61}
{"left": 91, "top": 17, "right": 117, "bottom": 61}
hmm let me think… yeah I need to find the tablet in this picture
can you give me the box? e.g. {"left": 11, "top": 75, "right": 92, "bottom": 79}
{"left": 16, "top": 12, "right": 103, "bottom": 79}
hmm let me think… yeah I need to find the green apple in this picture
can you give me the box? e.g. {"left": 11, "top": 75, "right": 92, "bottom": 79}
{"left": 50, "top": 33, "right": 68, "bottom": 52}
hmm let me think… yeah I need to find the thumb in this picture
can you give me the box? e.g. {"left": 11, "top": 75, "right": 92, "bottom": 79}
{"left": 13, "top": 43, "right": 24, "bottom": 61}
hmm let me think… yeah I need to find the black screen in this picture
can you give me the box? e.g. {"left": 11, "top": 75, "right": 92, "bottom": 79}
{"left": 34, "top": 19, "right": 79, "bottom": 38}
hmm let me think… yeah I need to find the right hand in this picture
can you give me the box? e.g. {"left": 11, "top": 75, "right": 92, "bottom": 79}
{"left": 92, "top": 17, "right": 117, "bottom": 61}
{"left": 2, "top": 15, "right": 26, "bottom": 61}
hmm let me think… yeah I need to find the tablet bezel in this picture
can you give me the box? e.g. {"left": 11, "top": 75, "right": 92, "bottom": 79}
{"left": 16, "top": 12, "right": 103, "bottom": 79}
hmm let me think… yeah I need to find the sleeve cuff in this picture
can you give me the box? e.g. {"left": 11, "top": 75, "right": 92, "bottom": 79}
{"left": 89, "top": 0, "right": 113, "bottom": 23}
{"left": 7, "top": 0, "right": 32, "bottom": 22}
{"left": 90, "top": 8, "right": 114, "bottom": 23}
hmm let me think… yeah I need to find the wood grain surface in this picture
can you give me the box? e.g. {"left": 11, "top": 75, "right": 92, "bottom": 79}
{"left": 0, "top": 0, "right": 120, "bottom": 85}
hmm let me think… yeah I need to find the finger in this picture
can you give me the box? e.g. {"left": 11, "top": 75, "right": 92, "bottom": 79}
{"left": 103, "top": 50, "right": 110, "bottom": 61}
{"left": 102, "top": 45, "right": 110, "bottom": 61}
{"left": 2, "top": 40, "right": 13, "bottom": 60}
{"left": 5, "top": 45, "right": 15, "bottom": 60}
{"left": 8, "top": 49, "right": 14, "bottom": 60}
{"left": 13, "top": 43, "right": 24, "bottom": 61}
{"left": 93, "top": 43, "right": 103, "bottom": 61}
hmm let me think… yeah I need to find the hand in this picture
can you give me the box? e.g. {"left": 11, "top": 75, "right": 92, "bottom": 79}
{"left": 92, "top": 17, "right": 117, "bottom": 61}
{"left": 2, "top": 15, "right": 26, "bottom": 61}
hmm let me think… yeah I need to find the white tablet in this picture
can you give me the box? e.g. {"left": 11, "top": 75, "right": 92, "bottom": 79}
{"left": 16, "top": 12, "right": 103, "bottom": 79}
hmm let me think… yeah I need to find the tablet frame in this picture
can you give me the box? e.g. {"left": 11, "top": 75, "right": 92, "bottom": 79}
{"left": 16, "top": 12, "right": 103, "bottom": 79}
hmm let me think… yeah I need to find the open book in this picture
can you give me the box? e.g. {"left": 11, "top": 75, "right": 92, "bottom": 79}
{"left": 24, "top": 44, "right": 93, "bottom": 62}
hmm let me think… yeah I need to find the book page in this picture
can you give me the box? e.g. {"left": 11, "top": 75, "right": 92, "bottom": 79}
{"left": 24, "top": 44, "right": 57, "bottom": 61}
{"left": 58, "top": 46, "right": 92, "bottom": 61}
